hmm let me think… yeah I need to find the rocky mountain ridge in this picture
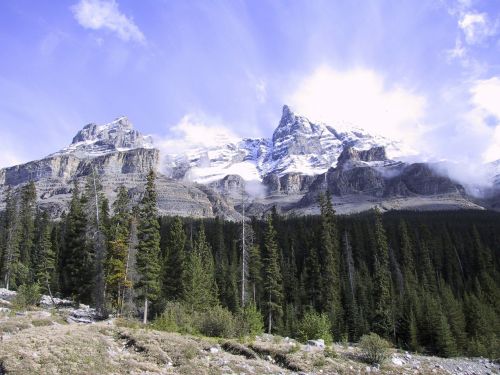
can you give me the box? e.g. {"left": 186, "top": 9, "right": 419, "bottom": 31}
{"left": 0, "top": 106, "right": 498, "bottom": 218}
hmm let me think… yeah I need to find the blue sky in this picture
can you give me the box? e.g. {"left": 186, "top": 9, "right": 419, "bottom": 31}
{"left": 0, "top": 0, "right": 499, "bottom": 171}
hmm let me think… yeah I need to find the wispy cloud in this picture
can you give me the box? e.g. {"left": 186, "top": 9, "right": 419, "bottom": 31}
{"left": 154, "top": 114, "right": 240, "bottom": 155}
{"left": 446, "top": 2, "right": 498, "bottom": 65}
{"left": 458, "top": 12, "right": 496, "bottom": 45}
{"left": 71, "top": 0, "right": 145, "bottom": 43}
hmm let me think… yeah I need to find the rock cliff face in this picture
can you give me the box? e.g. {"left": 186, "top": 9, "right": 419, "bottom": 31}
{"left": 0, "top": 118, "right": 239, "bottom": 219}
{"left": 0, "top": 108, "right": 495, "bottom": 219}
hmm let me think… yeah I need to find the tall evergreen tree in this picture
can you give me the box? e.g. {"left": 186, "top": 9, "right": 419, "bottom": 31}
{"left": 1, "top": 188, "right": 20, "bottom": 289}
{"left": 162, "top": 216, "right": 187, "bottom": 301}
{"left": 247, "top": 244, "right": 262, "bottom": 305}
{"left": 318, "top": 192, "right": 343, "bottom": 336}
{"left": 18, "top": 181, "right": 36, "bottom": 284}
{"left": 371, "top": 209, "right": 392, "bottom": 339}
{"left": 62, "top": 182, "right": 92, "bottom": 303}
{"left": 262, "top": 216, "right": 283, "bottom": 333}
{"left": 183, "top": 224, "right": 218, "bottom": 310}
{"left": 136, "top": 170, "right": 162, "bottom": 323}
{"left": 106, "top": 185, "right": 132, "bottom": 314}
{"left": 34, "top": 211, "right": 55, "bottom": 296}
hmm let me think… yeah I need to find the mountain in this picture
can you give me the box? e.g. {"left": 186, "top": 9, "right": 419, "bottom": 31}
{"left": 163, "top": 105, "right": 408, "bottom": 183}
{"left": 0, "top": 117, "right": 239, "bottom": 219}
{"left": 0, "top": 106, "right": 495, "bottom": 218}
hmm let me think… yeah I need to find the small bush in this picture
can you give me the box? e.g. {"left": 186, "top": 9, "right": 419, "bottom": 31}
{"left": 13, "top": 284, "right": 41, "bottom": 310}
{"left": 236, "top": 304, "right": 264, "bottom": 337}
{"left": 115, "top": 318, "right": 141, "bottom": 329}
{"left": 359, "top": 332, "right": 391, "bottom": 365}
{"left": 313, "top": 357, "right": 326, "bottom": 368}
{"left": 198, "top": 305, "right": 235, "bottom": 338}
{"left": 324, "top": 346, "right": 338, "bottom": 358}
{"left": 297, "top": 310, "right": 333, "bottom": 344}
{"left": 31, "top": 319, "right": 53, "bottom": 327}
{"left": 152, "top": 302, "right": 197, "bottom": 334}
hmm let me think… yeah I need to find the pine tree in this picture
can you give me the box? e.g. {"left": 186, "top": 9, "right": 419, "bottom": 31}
{"left": 440, "top": 283, "right": 465, "bottom": 353}
{"left": 1, "top": 188, "right": 21, "bottom": 289}
{"left": 302, "top": 246, "right": 322, "bottom": 310}
{"left": 262, "top": 216, "right": 283, "bottom": 333}
{"left": 62, "top": 181, "right": 92, "bottom": 303}
{"left": 83, "top": 170, "right": 108, "bottom": 316}
{"left": 18, "top": 181, "right": 36, "bottom": 284}
{"left": 183, "top": 224, "right": 217, "bottom": 310}
{"left": 398, "top": 219, "right": 416, "bottom": 288}
{"left": 163, "top": 216, "right": 187, "bottom": 301}
{"left": 318, "top": 192, "right": 343, "bottom": 335}
{"left": 371, "top": 209, "right": 392, "bottom": 339}
{"left": 248, "top": 244, "right": 262, "bottom": 305}
{"left": 34, "top": 211, "right": 55, "bottom": 296}
{"left": 106, "top": 186, "right": 132, "bottom": 314}
{"left": 136, "top": 170, "right": 162, "bottom": 323}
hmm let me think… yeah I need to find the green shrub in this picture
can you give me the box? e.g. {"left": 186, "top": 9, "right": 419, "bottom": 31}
{"left": 324, "top": 346, "right": 338, "bottom": 358}
{"left": 236, "top": 304, "right": 264, "bottom": 337}
{"left": 13, "top": 283, "right": 41, "bottom": 310}
{"left": 359, "top": 332, "right": 391, "bottom": 365}
{"left": 297, "top": 310, "right": 332, "bottom": 344}
{"left": 198, "top": 305, "right": 235, "bottom": 338}
{"left": 152, "top": 302, "right": 197, "bottom": 334}
{"left": 31, "top": 319, "right": 53, "bottom": 327}
{"left": 115, "top": 318, "right": 142, "bottom": 329}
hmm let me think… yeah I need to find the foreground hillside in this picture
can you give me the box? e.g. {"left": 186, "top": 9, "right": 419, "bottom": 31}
{"left": 0, "top": 310, "right": 498, "bottom": 375}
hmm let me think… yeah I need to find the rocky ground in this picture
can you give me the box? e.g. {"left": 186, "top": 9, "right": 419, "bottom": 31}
{"left": 0, "top": 289, "right": 498, "bottom": 375}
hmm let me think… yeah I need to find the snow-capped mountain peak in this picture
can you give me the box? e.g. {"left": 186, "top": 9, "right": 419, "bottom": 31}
{"left": 163, "top": 105, "right": 409, "bottom": 183}
{"left": 53, "top": 117, "right": 153, "bottom": 158}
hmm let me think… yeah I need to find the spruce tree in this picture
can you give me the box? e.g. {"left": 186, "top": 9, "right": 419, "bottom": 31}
{"left": 163, "top": 216, "right": 187, "bottom": 301}
{"left": 18, "top": 181, "right": 36, "bottom": 284}
{"left": 34, "top": 211, "right": 55, "bottom": 296}
{"left": 83, "top": 171, "right": 108, "bottom": 316}
{"left": 262, "top": 216, "right": 283, "bottom": 333}
{"left": 106, "top": 186, "right": 132, "bottom": 314}
{"left": 136, "top": 170, "right": 162, "bottom": 323}
{"left": 318, "top": 192, "right": 343, "bottom": 337}
{"left": 1, "top": 188, "right": 20, "bottom": 289}
{"left": 248, "top": 244, "right": 262, "bottom": 305}
{"left": 183, "top": 224, "right": 217, "bottom": 310}
{"left": 371, "top": 209, "right": 392, "bottom": 339}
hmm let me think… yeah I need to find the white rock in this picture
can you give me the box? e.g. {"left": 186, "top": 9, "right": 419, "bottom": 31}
{"left": 392, "top": 357, "right": 404, "bottom": 366}
{"left": 306, "top": 339, "right": 325, "bottom": 348}
{"left": 210, "top": 347, "right": 219, "bottom": 354}
{"left": 0, "top": 288, "right": 16, "bottom": 301}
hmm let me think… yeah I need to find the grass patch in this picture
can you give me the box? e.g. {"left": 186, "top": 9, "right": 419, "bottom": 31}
{"left": 31, "top": 319, "right": 53, "bottom": 327}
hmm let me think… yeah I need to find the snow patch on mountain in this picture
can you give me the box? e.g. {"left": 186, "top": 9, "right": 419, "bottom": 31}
{"left": 51, "top": 116, "right": 153, "bottom": 158}
{"left": 162, "top": 105, "right": 413, "bottom": 183}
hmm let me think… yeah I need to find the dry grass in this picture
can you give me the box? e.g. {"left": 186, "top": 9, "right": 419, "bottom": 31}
{"left": 0, "top": 314, "right": 493, "bottom": 375}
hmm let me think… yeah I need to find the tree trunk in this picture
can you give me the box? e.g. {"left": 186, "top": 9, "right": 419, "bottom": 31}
{"left": 143, "top": 298, "right": 148, "bottom": 324}
{"left": 267, "top": 291, "right": 272, "bottom": 333}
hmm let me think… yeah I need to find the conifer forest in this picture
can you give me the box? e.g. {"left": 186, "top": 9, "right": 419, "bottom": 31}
{"left": 1, "top": 172, "right": 499, "bottom": 359}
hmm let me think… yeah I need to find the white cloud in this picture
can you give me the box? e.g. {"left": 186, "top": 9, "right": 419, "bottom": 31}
{"left": 469, "top": 77, "right": 500, "bottom": 162}
{"left": 71, "top": 0, "right": 145, "bottom": 43}
{"left": 255, "top": 79, "right": 267, "bottom": 104}
{"left": 154, "top": 114, "right": 240, "bottom": 155}
{"left": 471, "top": 77, "right": 500, "bottom": 119}
{"left": 446, "top": 37, "right": 467, "bottom": 61}
{"left": 287, "top": 66, "right": 426, "bottom": 145}
{"left": 458, "top": 12, "right": 496, "bottom": 44}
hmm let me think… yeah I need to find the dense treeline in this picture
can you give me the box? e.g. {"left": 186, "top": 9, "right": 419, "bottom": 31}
{"left": 1, "top": 175, "right": 499, "bottom": 358}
